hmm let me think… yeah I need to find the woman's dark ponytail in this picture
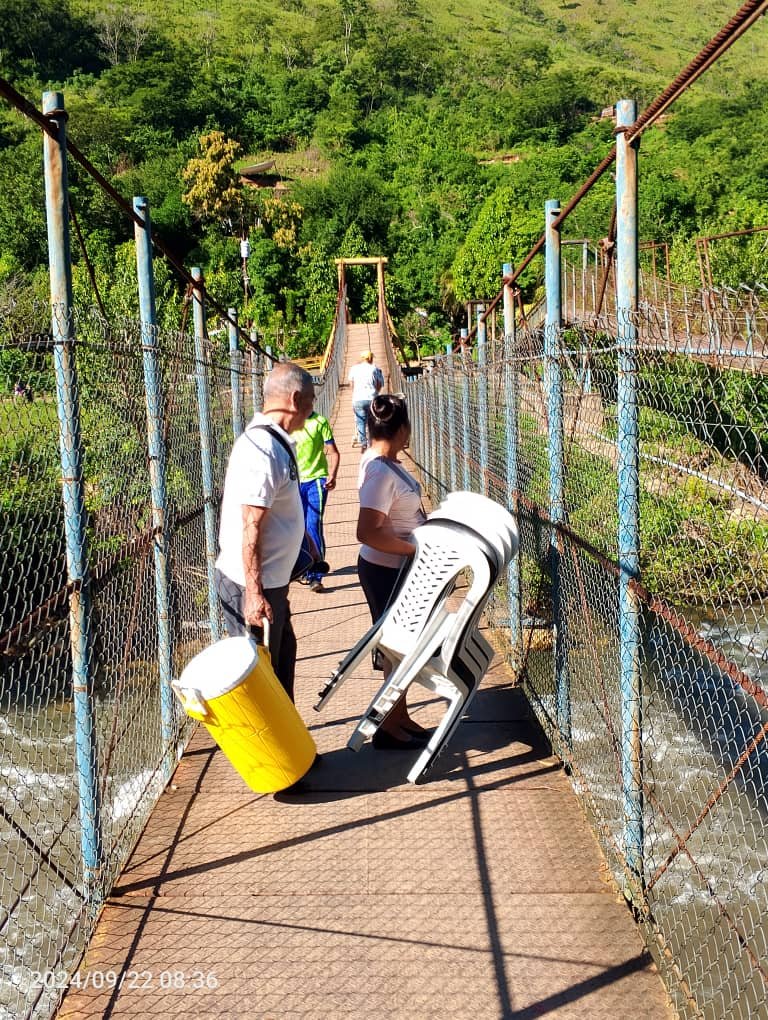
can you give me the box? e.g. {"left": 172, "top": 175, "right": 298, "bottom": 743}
{"left": 367, "top": 394, "right": 409, "bottom": 440}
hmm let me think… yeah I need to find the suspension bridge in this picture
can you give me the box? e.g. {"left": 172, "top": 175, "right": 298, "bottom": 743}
{"left": 53, "top": 306, "right": 675, "bottom": 1020}
{"left": 3, "top": 2, "right": 768, "bottom": 1018}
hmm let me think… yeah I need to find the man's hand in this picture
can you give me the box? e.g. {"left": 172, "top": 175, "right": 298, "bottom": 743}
{"left": 243, "top": 588, "right": 273, "bottom": 628}
{"left": 324, "top": 476, "right": 337, "bottom": 491}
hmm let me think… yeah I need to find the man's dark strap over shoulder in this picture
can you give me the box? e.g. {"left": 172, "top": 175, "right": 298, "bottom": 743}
{"left": 247, "top": 423, "right": 298, "bottom": 481}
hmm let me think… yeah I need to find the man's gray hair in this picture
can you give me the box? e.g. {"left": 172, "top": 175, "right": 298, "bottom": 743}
{"left": 263, "top": 361, "right": 314, "bottom": 401}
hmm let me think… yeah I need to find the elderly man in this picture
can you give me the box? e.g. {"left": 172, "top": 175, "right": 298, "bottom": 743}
{"left": 215, "top": 361, "right": 315, "bottom": 702}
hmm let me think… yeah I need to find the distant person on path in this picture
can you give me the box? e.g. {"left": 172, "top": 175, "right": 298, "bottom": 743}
{"left": 215, "top": 361, "right": 315, "bottom": 702}
{"left": 348, "top": 350, "right": 384, "bottom": 451}
{"left": 356, "top": 393, "right": 430, "bottom": 750}
{"left": 294, "top": 410, "right": 340, "bottom": 593}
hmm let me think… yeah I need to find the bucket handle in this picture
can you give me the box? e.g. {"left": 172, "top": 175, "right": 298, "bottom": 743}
{"left": 173, "top": 685, "right": 209, "bottom": 720}
{"left": 247, "top": 617, "right": 270, "bottom": 651}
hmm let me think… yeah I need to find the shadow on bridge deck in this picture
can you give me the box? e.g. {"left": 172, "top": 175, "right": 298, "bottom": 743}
{"left": 58, "top": 321, "right": 673, "bottom": 1019}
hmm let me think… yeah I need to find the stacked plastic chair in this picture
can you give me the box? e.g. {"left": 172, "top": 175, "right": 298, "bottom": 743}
{"left": 315, "top": 492, "right": 518, "bottom": 783}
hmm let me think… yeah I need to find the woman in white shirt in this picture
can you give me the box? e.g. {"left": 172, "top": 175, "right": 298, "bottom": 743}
{"left": 357, "top": 394, "right": 430, "bottom": 749}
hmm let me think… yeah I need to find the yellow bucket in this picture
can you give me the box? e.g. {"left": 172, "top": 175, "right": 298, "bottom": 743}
{"left": 174, "top": 636, "right": 317, "bottom": 793}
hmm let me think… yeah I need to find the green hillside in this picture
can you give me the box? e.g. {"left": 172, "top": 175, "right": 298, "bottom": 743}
{"left": 72, "top": 0, "right": 768, "bottom": 93}
{"left": 1, "top": 0, "right": 767, "bottom": 359}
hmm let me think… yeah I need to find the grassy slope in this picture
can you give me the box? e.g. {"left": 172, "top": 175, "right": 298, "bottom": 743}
{"left": 74, "top": 0, "right": 768, "bottom": 95}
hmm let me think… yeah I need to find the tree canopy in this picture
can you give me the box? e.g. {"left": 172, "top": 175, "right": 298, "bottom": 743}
{"left": 0, "top": 0, "right": 767, "bottom": 357}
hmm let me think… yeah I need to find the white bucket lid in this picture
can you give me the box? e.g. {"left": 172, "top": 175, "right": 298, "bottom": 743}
{"left": 177, "top": 636, "right": 261, "bottom": 700}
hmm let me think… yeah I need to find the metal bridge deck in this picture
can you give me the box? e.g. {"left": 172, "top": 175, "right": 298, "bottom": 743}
{"left": 58, "top": 323, "right": 673, "bottom": 1019}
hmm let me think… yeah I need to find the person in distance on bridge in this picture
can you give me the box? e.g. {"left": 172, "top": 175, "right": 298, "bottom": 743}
{"left": 214, "top": 361, "right": 315, "bottom": 702}
{"left": 348, "top": 349, "right": 384, "bottom": 451}
{"left": 293, "top": 408, "right": 340, "bottom": 593}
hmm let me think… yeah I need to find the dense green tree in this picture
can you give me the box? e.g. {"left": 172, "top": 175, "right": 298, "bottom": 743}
{"left": 0, "top": 0, "right": 767, "bottom": 358}
{"left": 295, "top": 165, "right": 394, "bottom": 253}
{"left": 0, "top": 132, "right": 47, "bottom": 273}
{"left": 450, "top": 187, "right": 542, "bottom": 302}
{"left": 0, "top": 0, "right": 103, "bottom": 81}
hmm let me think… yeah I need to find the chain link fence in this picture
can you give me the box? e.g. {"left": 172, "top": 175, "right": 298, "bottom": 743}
{"left": 0, "top": 301, "right": 267, "bottom": 1019}
{"left": 399, "top": 291, "right": 768, "bottom": 1020}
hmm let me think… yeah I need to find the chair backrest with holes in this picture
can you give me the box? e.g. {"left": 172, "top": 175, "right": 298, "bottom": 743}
{"left": 375, "top": 521, "right": 494, "bottom": 663}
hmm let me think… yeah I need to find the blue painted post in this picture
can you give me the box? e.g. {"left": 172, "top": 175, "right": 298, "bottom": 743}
{"left": 545, "top": 198, "right": 570, "bottom": 747}
{"left": 428, "top": 367, "right": 438, "bottom": 494}
{"left": 133, "top": 197, "right": 175, "bottom": 778}
{"left": 43, "top": 91, "right": 102, "bottom": 895}
{"left": 250, "top": 329, "right": 262, "bottom": 414}
{"left": 191, "top": 268, "right": 222, "bottom": 641}
{"left": 683, "top": 287, "right": 692, "bottom": 355}
{"left": 446, "top": 343, "right": 458, "bottom": 493}
{"left": 616, "top": 98, "right": 644, "bottom": 888}
{"left": 477, "top": 305, "right": 489, "bottom": 496}
{"left": 503, "top": 263, "right": 522, "bottom": 658}
{"left": 409, "top": 376, "right": 420, "bottom": 461}
{"left": 420, "top": 377, "right": 426, "bottom": 467}
{"left": 228, "top": 308, "right": 243, "bottom": 439}
{"left": 581, "top": 245, "right": 592, "bottom": 393}
{"left": 460, "top": 328, "right": 471, "bottom": 490}
{"left": 435, "top": 357, "right": 445, "bottom": 498}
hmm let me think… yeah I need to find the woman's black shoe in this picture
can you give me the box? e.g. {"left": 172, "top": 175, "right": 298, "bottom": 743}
{"left": 372, "top": 728, "right": 430, "bottom": 751}
{"left": 402, "top": 723, "right": 434, "bottom": 739}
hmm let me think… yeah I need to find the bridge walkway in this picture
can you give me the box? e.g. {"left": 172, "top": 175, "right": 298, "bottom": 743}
{"left": 58, "top": 321, "right": 673, "bottom": 1019}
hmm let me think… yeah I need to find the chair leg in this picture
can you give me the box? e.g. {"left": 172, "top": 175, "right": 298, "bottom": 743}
{"left": 407, "top": 682, "right": 479, "bottom": 784}
{"left": 314, "top": 621, "right": 384, "bottom": 711}
{"left": 346, "top": 628, "right": 453, "bottom": 751}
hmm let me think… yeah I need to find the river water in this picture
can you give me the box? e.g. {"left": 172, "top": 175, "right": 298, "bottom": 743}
{"left": 0, "top": 674, "right": 175, "bottom": 1020}
{"left": 545, "top": 602, "right": 768, "bottom": 1019}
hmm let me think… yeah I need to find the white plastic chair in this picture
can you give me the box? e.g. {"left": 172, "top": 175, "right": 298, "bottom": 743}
{"left": 429, "top": 491, "right": 519, "bottom": 568}
{"left": 347, "top": 520, "right": 504, "bottom": 783}
{"left": 315, "top": 495, "right": 518, "bottom": 783}
{"left": 314, "top": 521, "right": 467, "bottom": 711}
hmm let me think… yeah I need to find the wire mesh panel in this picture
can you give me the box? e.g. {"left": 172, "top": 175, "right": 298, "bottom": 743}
{"left": 402, "top": 286, "right": 768, "bottom": 1020}
{"left": 0, "top": 305, "right": 243, "bottom": 1019}
{"left": 0, "top": 277, "right": 349, "bottom": 1019}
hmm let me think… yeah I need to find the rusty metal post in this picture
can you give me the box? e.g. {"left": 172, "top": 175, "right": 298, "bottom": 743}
{"left": 43, "top": 91, "right": 103, "bottom": 896}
